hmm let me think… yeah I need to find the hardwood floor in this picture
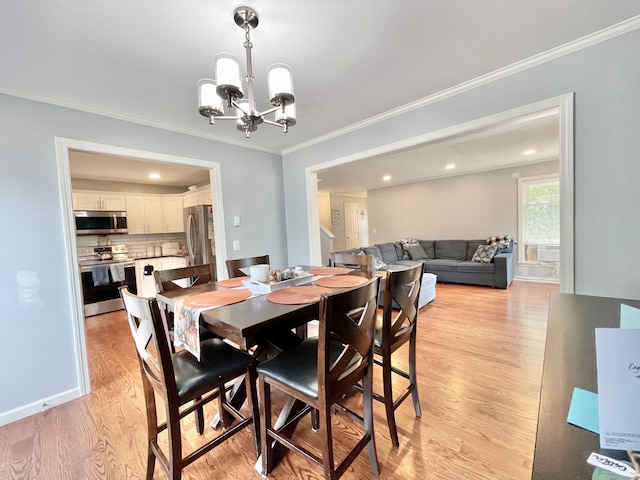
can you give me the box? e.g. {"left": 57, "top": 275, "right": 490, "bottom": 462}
{"left": 0, "top": 280, "right": 558, "bottom": 480}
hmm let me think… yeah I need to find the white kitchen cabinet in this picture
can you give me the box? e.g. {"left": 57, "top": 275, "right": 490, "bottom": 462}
{"left": 183, "top": 185, "right": 211, "bottom": 207}
{"left": 126, "top": 195, "right": 164, "bottom": 234}
{"left": 72, "top": 191, "right": 126, "bottom": 211}
{"left": 193, "top": 186, "right": 212, "bottom": 206}
{"left": 162, "top": 195, "right": 184, "bottom": 233}
{"left": 135, "top": 258, "right": 162, "bottom": 298}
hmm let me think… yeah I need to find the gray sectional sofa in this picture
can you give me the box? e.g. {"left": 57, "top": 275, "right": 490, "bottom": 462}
{"left": 337, "top": 238, "right": 515, "bottom": 289}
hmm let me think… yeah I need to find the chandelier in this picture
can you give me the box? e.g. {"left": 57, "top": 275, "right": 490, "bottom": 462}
{"left": 198, "top": 6, "right": 296, "bottom": 138}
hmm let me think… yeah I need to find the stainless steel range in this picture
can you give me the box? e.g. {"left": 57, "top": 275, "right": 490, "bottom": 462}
{"left": 78, "top": 244, "right": 137, "bottom": 316}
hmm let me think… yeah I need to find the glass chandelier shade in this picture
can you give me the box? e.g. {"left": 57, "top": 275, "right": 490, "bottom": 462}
{"left": 197, "top": 6, "right": 296, "bottom": 137}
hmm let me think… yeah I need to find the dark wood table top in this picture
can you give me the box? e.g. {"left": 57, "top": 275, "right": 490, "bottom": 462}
{"left": 532, "top": 292, "right": 640, "bottom": 479}
{"left": 155, "top": 272, "right": 331, "bottom": 349}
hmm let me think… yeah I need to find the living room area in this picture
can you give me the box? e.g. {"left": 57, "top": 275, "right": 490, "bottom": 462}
{"left": 316, "top": 106, "right": 562, "bottom": 286}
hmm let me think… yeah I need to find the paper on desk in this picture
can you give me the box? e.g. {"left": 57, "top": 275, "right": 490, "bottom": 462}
{"left": 567, "top": 387, "right": 600, "bottom": 433}
{"left": 620, "top": 304, "right": 640, "bottom": 329}
{"left": 595, "top": 328, "right": 640, "bottom": 451}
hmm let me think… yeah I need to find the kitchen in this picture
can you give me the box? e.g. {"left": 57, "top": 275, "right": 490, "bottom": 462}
{"left": 71, "top": 149, "right": 215, "bottom": 316}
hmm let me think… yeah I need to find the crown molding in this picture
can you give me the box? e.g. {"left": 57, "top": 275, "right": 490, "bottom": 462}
{"left": 0, "top": 86, "right": 280, "bottom": 155}
{"left": 283, "top": 15, "right": 640, "bottom": 155}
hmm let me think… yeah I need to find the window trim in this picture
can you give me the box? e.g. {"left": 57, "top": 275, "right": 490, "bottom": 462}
{"left": 517, "top": 172, "right": 560, "bottom": 265}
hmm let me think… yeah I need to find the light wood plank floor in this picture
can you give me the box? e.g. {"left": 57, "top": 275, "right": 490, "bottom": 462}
{"left": 0, "top": 280, "right": 558, "bottom": 479}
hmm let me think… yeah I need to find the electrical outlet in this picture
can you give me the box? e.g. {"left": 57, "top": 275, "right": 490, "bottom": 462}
{"left": 233, "top": 240, "right": 240, "bottom": 251}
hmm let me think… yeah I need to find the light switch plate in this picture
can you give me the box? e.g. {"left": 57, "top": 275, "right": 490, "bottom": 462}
{"left": 233, "top": 215, "right": 241, "bottom": 226}
{"left": 233, "top": 240, "right": 240, "bottom": 251}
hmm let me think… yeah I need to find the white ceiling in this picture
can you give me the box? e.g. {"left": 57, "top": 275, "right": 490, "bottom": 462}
{"left": 2, "top": 1, "right": 639, "bottom": 191}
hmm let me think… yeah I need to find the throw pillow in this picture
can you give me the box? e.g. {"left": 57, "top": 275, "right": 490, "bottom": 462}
{"left": 400, "top": 237, "right": 420, "bottom": 247}
{"left": 472, "top": 244, "right": 498, "bottom": 264}
{"left": 371, "top": 255, "right": 387, "bottom": 271}
{"left": 487, "top": 235, "right": 513, "bottom": 247}
{"left": 405, "top": 244, "right": 428, "bottom": 260}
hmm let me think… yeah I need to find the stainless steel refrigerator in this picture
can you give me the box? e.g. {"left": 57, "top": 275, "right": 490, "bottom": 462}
{"left": 184, "top": 205, "right": 215, "bottom": 266}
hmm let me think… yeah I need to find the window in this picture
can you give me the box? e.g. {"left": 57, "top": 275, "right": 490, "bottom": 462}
{"left": 518, "top": 173, "right": 560, "bottom": 263}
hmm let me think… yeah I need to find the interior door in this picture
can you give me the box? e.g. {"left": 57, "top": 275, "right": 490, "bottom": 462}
{"left": 344, "top": 203, "right": 360, "bottom": 249}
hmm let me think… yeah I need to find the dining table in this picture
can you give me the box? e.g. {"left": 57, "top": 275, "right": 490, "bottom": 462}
{"left": 532, "top": 292, "right": 640, "bottom": 479}
{"left": 155, "top": 265, "right": 373, "bottom": 469}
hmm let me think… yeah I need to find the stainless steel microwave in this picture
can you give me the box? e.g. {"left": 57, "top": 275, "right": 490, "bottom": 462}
{"left": 74, "top": 210, "right": 128, "bottom": 235}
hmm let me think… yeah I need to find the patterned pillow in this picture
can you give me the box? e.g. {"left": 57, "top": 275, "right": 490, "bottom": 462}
{"left": 400, "top": 237, "right": 420, "bottom": 247}
{"left": 371, "top": 255, "right": 387, "bottom": 271}
{"left": 487, "top": 235, "right": 513, "bottom": 247}
{"left": 472, "top": 244, "right": 499, "bottom": 263}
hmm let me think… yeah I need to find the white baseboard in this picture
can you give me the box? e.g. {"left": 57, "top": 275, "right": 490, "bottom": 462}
{"left": 514, "top": 276, "right": 560, "bottom": 284}
{"left": 0, "top": 388, "right": 81, "bottom": 427}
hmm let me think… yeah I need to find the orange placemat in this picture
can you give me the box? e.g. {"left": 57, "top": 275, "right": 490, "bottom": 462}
{"left": 266, "top": 286, "right": 332, "bottom": 305}
{"left": 314, "top": 275, "right": 368, "bottom": 288}
{"left": 184, "top": 289, "right": 251, "bottom": 308}
{"left": 217, "top": 276, "right": 250, "bottom": 288}
{"left": 307, "top": 267, "right": 352, "bottom": 276}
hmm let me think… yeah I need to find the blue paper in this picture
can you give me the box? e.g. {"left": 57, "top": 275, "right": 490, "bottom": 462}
{"left": 567, "top": 387, "right": 599, "bottom": 434}
{"left": 620, "top": 304, "right": 640, "bottom": 329}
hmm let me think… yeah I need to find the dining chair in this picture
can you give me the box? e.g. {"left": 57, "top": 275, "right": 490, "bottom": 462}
{"left": 153, "top": 262, "right": 219, "bottom": 351}
{"left": 257, "top": 277, "right": 381, "bottom": 480}
{"left": 225, "top": 255, "right": 270, "bottom": 278}
{"left": 119, "top": 286, "right": 260, "bottom": 480}
{"left": 374, "top": 262, "right": 423, "bottom": 447}
{"left": 329, "top": 252, "right": 373, "bottom": 274}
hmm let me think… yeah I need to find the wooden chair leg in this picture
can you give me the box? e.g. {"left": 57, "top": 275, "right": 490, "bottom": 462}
{"left": 409, "top": 333, "right": 422, "bottom": 417}
{"left": 259, "top": 376, "right": 273, "bottom": 476}
{"left": 245, "top": 368, "right": 260, "bottom": 456}
{"left": 166, "top": 405, "right": 183, "bottom": 480}
{"left": 141, "top": 378, "right": 157, "bottom": 480}
{"left": 195, "top": 397, "right": 205, "bottom": 434}
{"left": 319, "top": 404, "right": 336, "bottom": 480}
{"left": 363, "top": 365, "right": 380, "bottom": 476}
{"left": 311, "top": 408, "right": 320, "bottom": 431}
{"left": 382, "top": 352, "right": 400, "bottom": 448}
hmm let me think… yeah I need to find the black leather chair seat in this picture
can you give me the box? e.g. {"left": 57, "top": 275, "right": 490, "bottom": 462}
{"left": 257, "top": 338, "right": 345, "bottom": 399}
{"left": 174, "top": 337, "right": 256, "bottom": 402}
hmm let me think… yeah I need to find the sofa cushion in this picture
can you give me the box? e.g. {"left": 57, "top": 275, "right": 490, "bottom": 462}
{"left": 393, "top": 242, "right": 405, "bottom": 260}
{"left": 456, "top": 261, "right": 496, "bottom": 274}
{"left": 376, "top": 243, "right": 400, "bottom": 264}
{"left": 362, "top": 246, "right": 382, "bottom": 258}
{"left": 418, "top": 240, "right": 435, "bottom": 259}
{"left": 422, "top": 259, "right": 460, "bottom": 271}
{"left": 434, "top": 240, "right": 467, "bottom": 260}
{"left": 472, "top": 244, "right": 499, "bottom": 263}
{"left": 405, "top": 244, "right": 428, "bottom": 260}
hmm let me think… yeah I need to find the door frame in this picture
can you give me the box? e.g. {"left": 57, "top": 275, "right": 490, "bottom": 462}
{"left": 305, "top": 93, "right": 574, "bottom": 293}
{"left": 55, "top": 137, "right": 227, "bottom": 395}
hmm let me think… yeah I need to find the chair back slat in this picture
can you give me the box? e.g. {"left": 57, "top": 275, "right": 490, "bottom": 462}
{"left": 330, "top": 252, "right": 373, "bottom": 274}
{"left": 153, "top": 262, "right": 217, "bottom": 294}
{"left": 120, "top": 286, "right": 177, "bottom": 399}
{"left": 382, "top": 264, "right": 423, "bottom": 343}
{"left": 225, "top": 255, "right": 270, "bottom": 278}
{"left": 317, "top": 277, "right": 380, "bottom": 399}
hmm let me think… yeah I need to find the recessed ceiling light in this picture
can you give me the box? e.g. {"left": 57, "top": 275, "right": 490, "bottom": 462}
{"left": 445, "top": 163, "right": 456, "bottom": 170}
{"left": 524, "top": 149, "right": 536, "bottom": 156}
{"left": 383, "top": 175, "right": 392, "bottom": 181}
{"left": 149, "top": 173, "right": 161, "bottom": 179}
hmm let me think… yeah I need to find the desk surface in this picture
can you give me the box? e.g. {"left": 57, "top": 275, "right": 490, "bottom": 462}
{"left": 532, "top": 292, "right": 640, "bottom": 479}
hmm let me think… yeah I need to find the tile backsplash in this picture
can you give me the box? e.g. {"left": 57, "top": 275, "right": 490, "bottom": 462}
{"left": 76, "top": 233, "right": 187, "bottom": 259}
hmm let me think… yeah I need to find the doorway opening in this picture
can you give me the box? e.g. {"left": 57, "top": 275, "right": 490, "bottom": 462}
{"left": 306, "top": 94, "right": 574, "bottom": 292}
{"left": 55, "top": 137, "right": 227, "bottom": 396}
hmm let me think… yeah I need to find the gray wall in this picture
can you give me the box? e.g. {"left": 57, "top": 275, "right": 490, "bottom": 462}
{"left": 367, "top": 161, "right": 558, "bottom": 243}
{"left": 283, "top": 27, "right": 640, "bottom": 301}
{"left": 0, "top": 94, "right": 287, "bottom": 420}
